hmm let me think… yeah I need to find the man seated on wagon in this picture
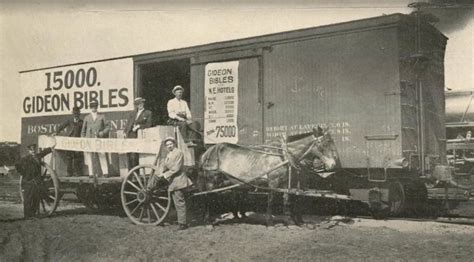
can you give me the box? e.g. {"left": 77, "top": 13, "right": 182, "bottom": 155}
{"left": 167, "top": 85, "right": 200, "bottom": 146}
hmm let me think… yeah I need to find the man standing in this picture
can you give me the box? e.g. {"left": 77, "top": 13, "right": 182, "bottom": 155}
{"left": 167, "top": 85, "right": 200, "bottom": 146}
{"left": 161, "top": 137, "right": 193, "bottom": 230}
{"left": 81, "top": 101, "right": 110, "bottom": 177}
{"left": 55, "top": 106, "right": 83, "bottom": 176}
{"left": 15, "top": 144, "right": 53, "bottom": 218}
{"left": 124, "top": 97, "right": 153, "bottom": 167}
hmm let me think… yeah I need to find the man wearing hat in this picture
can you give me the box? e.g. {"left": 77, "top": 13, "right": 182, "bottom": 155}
{"left": 160, "top": 136, "right": 193, "bottom": 230}
{"left": 55, "top": 106, "right": 84, "bottom": 176}
{"left": 15, "top": 144, "right": 53, "bottom": 218}
{"left": 167, "top": 85, "right": 200, "bottom": 146}
{"left": 124, "top": 97, "right": 153, "bottom": 167}
{"left": 81, "top": 101, "right": 110, "bottom": 177}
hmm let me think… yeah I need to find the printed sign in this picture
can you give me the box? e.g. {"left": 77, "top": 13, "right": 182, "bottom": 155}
{"left": 204, "top": 61, "right": 239, "bottom": 144}
{"left": 21, "top": 58, "right": 134, "bottom": 117}
{"left": 38, "top": 135, "right": 162, "bottom": 154}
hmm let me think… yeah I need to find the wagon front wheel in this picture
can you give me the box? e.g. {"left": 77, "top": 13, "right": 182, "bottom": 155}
{"left": 21, "top": 162, "right": 60, "bottom": 217}
{"left": 121, "top": 165, "right": 171, "bottom": 226}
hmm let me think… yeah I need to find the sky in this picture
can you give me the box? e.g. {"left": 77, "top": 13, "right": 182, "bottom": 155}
{"left": 1, "top": 0, "right": 473, "bottom": 143}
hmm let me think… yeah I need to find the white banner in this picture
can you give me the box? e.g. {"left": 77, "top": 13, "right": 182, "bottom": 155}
{"left": 38, "top": 135, "right": 162, "bottom": 154}
{"left": 21, "top": 58, "right": 134, "bottom": 117}
{"left": 204, "top": 61, "right": 239, "bottom": 144}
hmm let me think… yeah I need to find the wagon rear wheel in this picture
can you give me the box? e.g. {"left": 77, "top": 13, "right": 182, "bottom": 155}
{"left": 20, "top": 162, "right": 61, "bottom": 217}
{"left": 121, "top": 165, "right": 171, "bottom": 226}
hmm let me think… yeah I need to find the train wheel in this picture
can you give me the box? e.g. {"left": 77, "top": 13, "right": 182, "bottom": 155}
{"left": 387, "top": 181, "right": 405, "bottom": 216}
{"left": 121, "top": 165, "right": 171, "bottom": 226}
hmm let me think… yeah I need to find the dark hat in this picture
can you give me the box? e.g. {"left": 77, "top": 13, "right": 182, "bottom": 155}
{"left": 72, "top": 107, "right": 81, "bottom": 114}
{"left": 26, "top": 143, "right": 37, "bottom": 151}
{"left": 164, "top": 136, "right": 176, "bottom": 145}
{"left": 89, "top": 101, "right": 99, "bottom": 108}
{"left": 134, "top": 97, "right": 146, "bottom": 104}
{"left": 172, "top": 85, "right": 184, "bottom": 94}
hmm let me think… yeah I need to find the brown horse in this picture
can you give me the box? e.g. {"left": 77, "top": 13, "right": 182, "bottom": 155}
{"left": 198, "top": 126, "right": 339, "bottom": 225}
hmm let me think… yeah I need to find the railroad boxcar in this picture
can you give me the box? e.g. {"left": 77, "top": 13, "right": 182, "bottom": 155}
{"left": 20, "top": 13, "right": 464, "bottom": 215}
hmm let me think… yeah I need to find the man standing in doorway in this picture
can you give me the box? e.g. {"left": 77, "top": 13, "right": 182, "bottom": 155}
{"left": 167, "top": 85, "right": 200, "bottom": 146}
{"left": 54, "top": 106, "right": 84, "bottom": 176}
{"left": 15, "top": 144, "right": 53, "bottom": 218}
{"left": 161, "top": 137, "right": 193, "bottom": 230}
{"left": 81, "top": 101, "right": 110, "bottom": 177}
{"left": 124, "top": 97, "right": 153, "bottom": 168}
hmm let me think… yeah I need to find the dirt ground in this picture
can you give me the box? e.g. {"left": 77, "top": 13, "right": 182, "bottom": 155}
{"left": 1, "top": 200, "right": 474, "bottom": 261}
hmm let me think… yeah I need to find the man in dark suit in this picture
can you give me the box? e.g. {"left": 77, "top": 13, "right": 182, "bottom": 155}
{"left": 124, "top": 97, "right": 153, "bottom": 168}
{"left": 15, "top": 144, "right": 53, "bottom": 218}
{"left": 55, "top": 106, "right": 83, "bottom": 176}
{"left": 81, "top": 101, "right": 110, "bottom": 177}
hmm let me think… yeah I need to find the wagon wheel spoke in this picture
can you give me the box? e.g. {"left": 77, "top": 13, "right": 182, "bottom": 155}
{"left": 132, "top": 172, "right": 145, "bottom": 190}
{"left": 150, "top": 202, "right": 161, "bottom": 220}
{"left": 158, "top": 196, "right": 169, "bottom": 200}
{"left": 130, "top": 202, "right": 143, "bottom": 215}
{"left": 124, "top": 191, "right": 138, "bottom": 196}
{"left": 154, "top": 202, "right": 167, "bottom": 212}
{"left": 147, "top": 206, "right": 152, "bottom": 223}
{"left": 126, "top": 180, "right": 142, "bottom": 192}
{"left": 125, "top": 198, "right": 139, "bottom": 206}
{"left": 139, "top": 206, "right": 145, "bottom": 222}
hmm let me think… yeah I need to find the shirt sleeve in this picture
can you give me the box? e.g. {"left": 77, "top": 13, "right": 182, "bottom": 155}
{"left": 185, "top": 101, "right": 192, "bottom": 120}
{"left": 167, "top": 99, "right": 177, "bottom": 119}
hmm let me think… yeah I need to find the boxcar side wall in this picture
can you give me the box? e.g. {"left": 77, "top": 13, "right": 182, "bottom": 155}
{"left": 398, "top": 17, "right": 448, "bottom": 173}
{"left": 262, "top": 26, "right": 403, "bottom": 169}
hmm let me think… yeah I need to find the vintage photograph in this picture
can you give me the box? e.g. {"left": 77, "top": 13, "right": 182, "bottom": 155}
{"left": 1, "top": 0, "right": 473, "bottom": 261}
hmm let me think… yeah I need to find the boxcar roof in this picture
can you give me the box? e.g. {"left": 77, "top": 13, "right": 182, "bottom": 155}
{"left": 20, "top": 13, "right": 445, "bottom": 73}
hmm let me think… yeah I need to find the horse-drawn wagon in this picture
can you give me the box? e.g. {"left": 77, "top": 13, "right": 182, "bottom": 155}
{"left": 26, "top": 125, "right": 349, "bottom": 225}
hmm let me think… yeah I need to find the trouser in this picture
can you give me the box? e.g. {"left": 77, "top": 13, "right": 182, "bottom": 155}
{"left": 84, "top": 152, "right": 109, "bottom": 176}
{"left": 126, "top": 132, "right": 139, "bottom": 168}
{"left": 22, "top": 180, "right": 40, "bottom": 218}
{"left": 168, "top": 119, "right": 200, "bottom": 143}
{"left": 66, "top": 151, "right": 83, "bottom": 176}
{"left": 172, "top": 190, "right": 187, "bottom": 225}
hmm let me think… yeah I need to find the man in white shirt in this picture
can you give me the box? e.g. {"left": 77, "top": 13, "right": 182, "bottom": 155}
{"left": 167, "top": 85, "right": 200, "bottom": 146}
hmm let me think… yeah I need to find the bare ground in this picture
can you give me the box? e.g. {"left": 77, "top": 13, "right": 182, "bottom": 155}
{"left": 1, "top": 201, "right": 474, "bottom": 261}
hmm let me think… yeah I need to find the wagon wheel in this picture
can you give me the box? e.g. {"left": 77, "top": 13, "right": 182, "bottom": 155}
{"left": 387, "top": 181, "right": 405, "bottom": 216}
{"left": 121, "top": 165, "right": 171, "bottom": 226}
{"left": 19, "top": 162, "right": 60, "bottom": 217}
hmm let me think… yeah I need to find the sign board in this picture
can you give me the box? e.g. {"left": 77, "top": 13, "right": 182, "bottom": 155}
{"left": 204, "top": 61, "right": 239, "bottom": 144}
{"left": 38, "top": 135, "right": 162, "bottom": 154}
{"left": 21, "top": 58, "right": 134, "bottom": 117}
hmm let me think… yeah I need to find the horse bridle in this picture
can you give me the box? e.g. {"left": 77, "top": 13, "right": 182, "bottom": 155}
{"left": 280, "top": 134, "right": 325, "bottom": 171}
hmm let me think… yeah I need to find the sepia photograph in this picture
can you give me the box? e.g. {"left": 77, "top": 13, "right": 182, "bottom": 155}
{"left": 1, "top": 0, "right": 473, "bottom": 261}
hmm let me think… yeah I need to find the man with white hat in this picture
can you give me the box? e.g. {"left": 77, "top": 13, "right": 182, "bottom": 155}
{"left": 124, "top": 97, "right": 153, "bottom": 167}
{"left": 167, "top": 85, "right": 200, "bottom": 146}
